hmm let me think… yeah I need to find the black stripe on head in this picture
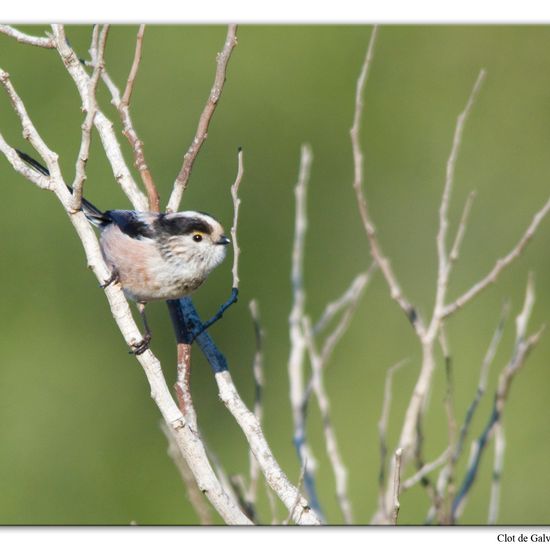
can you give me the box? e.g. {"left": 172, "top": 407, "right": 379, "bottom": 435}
{"left": 106, "top": 210, "right": 155, "bottom": 239}
{"left": 155, "top": 214, "right": 213, "bottom": 237}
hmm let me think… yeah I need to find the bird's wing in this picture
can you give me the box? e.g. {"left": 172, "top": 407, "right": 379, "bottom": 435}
{"left": 104, "top": 210, "right": 155, "bottom": 240}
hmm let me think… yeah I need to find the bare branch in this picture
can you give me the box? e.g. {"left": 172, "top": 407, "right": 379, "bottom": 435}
{"left": 95, "top": 25, "right": 160, "bottom": 212}
{"left": 377, "top": 359, "right": 408, "bottom": 508}
{"left": 167, "top": 25, "right": 238, "bottom": 212}
{"left": 314, "top": 270, "right": 372, "bottom": 334}
{"left": 488, "top": 423, "right": 505, "bottom": 524}
{"left": 453, "top": 302, "right": 510, "bottom": 463}
{"left": 431, "top": 70, "right": 485, "bottom": 336}
{"left": 402, "top": 447, "right": 450, "bottom": 491}
{"left": 50, "top": 25, "right": 149, "bottom": 211}
{"left": 452, "top": 277, "right": 544, "bottom": 522}
{"left": 0, "top": 135, "right": 51, "bottom": 189}
{"left": 443, "top": 199, "right": 550, "bottom": 319}
{"left": 0, "top": 69, "right": 64, "bottom": 193}
{"left": 449, "top": 190, "right": 477, "bottom": 264}
{"left": 215, "top": 370, "right": 321, "bottom": 525}
{"left": 247, "top": 299, "right": 265, "bottom": 509}
{"left": 351, "top": 26, "right": 423, "bottom": 336}
{"left": 392, "top": 448, "right": 403, "bottom": 525}
{"left": 287, "top": 144, "right": 320, "bottom": 510}
{"left": 0, "top": 25, "right": 55, "bottom": 48}
{"left": 71, "top": 25, "right": 109, "bottom": 212}
{"left": 230, "top": 148, "right": 244, "bottom": 288}
{"left": 302, "top": 317, "right": 354, "bottom": 524}
{"left": 319, "top": 271, "right": 372, "bottom": 365}
{"left": 1, "top": 49, "right": 250, "bottom": 524}
{"left": 121, "top": 24, "right": 146, "bottom": 108}
{"left": 161, "top": 422, "right": 213, "bottom": 525}
{"left": 283, "top": 461, "right": 307, "bottom": 525}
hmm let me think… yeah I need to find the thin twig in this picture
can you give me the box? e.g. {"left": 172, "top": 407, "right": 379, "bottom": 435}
{"left": 302, "top": 317, "right": 355, "bottom": 524}
{"left": 71, "top": 25, "right": 109, "bottom": 211}
{"left": 264, "top": 478, "right": 280, "bottom": 525}
{"left": 0, "top": 136, "right": 51, "bottom": 190}
{"left": 453, "top": 302, "right": 510, "bottom": 463}
{"left": 247, "top": 299, "right": 265, "bottom": 509}
{"left": 392, "top": 448, "right": 403, "bottom": 525}
{"left": 230, "top": 148, "right": 244, "bottom": 288}
{"left": 314, "top": 268, "right": 374, "bottom": 334}
{"left": 377, "top": 359, "right": 408, "bottom": 508}
{"left": 0, "top": 70, "right": 64, "bottom": 192}
{"left": 452, "top": 276, "right": 544, "bottom": 522}
{"left": 121, "top": 25, "right": 146, "bottom": 108}
{"left": 50, "top": 25, "right": 148, "bottom": 211}
{"left": 0, "top": 25, "right": 55, "bottom": 48}
{"left": 351, "top": 26, "right": 423, "bottom": 336}
{"left": 432, "top": 71, "right": 486, "bottom": 332}
{"left": 167, "top": 25, "right": 238, "bottom": 212}
{"left": 488, "top": 423, "right": 505, "bottom": 524}
{"left": 377, "top": 69, "right": 487, "bottom": 525}
{"left": 443, "top": 200, "right": 550, "bottom": 319}
{"left": 283, "top": 461, "right": 307, "bottom": 525}
{"left": 319, "top": 270, "right": 373, "bottom": 365}
{"left": 449, "top": 191, "right": 477, "bottom": 264}
{"left": 96, "top": 25, "right": 160, "bottom": 212}
{"left": 439, "top": 327, "right": 457, "bottom": 468}
{"left": 287, "top": 144, "right": 321, "bottom": 513}
{"left": 401, "top": 447, "right": 450, "bottom": 491}
{"left": 160, "top": 422, "right": 213, "bottom": 525}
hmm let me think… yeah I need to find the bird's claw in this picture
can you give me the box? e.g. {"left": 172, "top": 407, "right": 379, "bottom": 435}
{"left": 100, "top": 270, "right": 120, "bottom": 289}
{"left": 129, "top": 334, "right": 152, "bottom": 355}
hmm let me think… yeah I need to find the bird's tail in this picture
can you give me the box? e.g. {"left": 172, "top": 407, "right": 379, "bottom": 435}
{"left": 16, "top": 149, "right": 109, "bottom": 227}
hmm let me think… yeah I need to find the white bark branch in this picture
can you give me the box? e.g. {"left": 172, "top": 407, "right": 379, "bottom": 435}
{"left": 230, "top": 148, "right": 244, "bottom": 288}
{"left": 1, "top": 33, "right": 251, "bottom": 525}
{"left": 215, "top": 370, "right": 321, "bottom": 525}
{"left": 351, "top": 25, "right": 424, "bottom": 337}
{"left": 0, "top": 25, "right": 55, "bottom": 48}
{"left": 287, "top": 143, "right": 319, "bottom": 490}
{"left": 443, "top": 200, "right": 550, "bottom": 319}
{"left": 50, "top": 24, "right": 149, "bottom": 211}
{"left": 430, "top": 70, "right": 486, "bottom": 337}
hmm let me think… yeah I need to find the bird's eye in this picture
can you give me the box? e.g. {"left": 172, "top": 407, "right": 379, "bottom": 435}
{"left": 193, "top": 233, "right": 203, "bottom": 242}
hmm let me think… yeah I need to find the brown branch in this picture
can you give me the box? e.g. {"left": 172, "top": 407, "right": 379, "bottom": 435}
{"left": 121, "top": 25, "right": 160, "bottom": 213}
{"left": 121, "top": 25, "right": 146, "bottom": 108}
{"left": 167, "top": 25, "right": 238, "bottom": 212}
{"left": 97, "top": 25, "right": 160, "bottom": 212}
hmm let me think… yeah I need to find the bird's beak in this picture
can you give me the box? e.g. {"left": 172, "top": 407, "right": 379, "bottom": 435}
{"left": 217, "top": 235, "right": 231, "bottom": 245}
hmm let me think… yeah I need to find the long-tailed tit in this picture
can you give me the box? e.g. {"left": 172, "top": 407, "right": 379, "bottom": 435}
{"left": 17, "top": 150, "right": 230, "bottom": 354}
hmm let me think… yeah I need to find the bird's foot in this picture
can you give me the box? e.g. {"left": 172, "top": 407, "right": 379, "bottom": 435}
{"left": 100, "top": 270, "right": 120, "bottom": 289}
{"left": 129, "top": 333, "right": 152, "bottom": 356}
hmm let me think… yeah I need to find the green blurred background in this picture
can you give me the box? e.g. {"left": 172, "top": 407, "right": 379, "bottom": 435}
{"left": 0, "top": 25, "right": 549, "bottom": 525}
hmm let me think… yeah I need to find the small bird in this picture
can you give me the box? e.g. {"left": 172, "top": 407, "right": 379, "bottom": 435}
{"left": 17, "top": 150, "right": 230, "bottom": 354}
